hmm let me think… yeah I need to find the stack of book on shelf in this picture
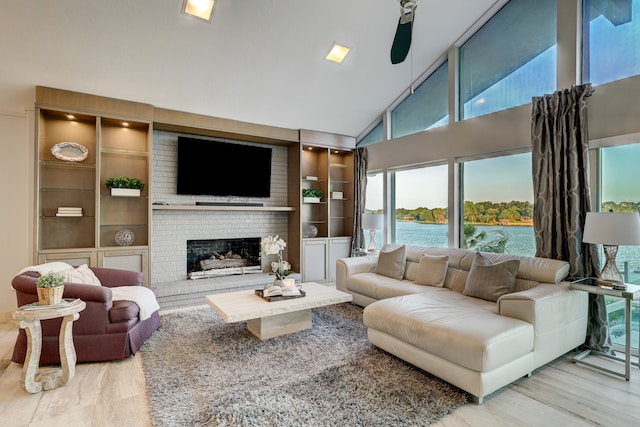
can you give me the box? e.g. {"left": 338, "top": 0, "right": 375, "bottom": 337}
{"left": 56, "top": 207, "right": 82, "bottom": 217}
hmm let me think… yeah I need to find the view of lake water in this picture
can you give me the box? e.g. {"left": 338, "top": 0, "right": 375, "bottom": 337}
{"left": 387, "top": 222, "right": 640, "bottom": 284}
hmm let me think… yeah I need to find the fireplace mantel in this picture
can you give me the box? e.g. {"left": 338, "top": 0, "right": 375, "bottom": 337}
{"left": 152, "top": 205, "right": 294, "bottom": 212}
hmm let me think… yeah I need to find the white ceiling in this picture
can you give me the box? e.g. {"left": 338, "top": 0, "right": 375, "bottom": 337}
{"left": 0, "top": 0, "right": 499, "bottom": 138}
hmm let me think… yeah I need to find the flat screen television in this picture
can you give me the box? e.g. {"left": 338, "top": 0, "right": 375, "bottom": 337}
{"left": 177, "top": 136, "right": 272, "bottom": 197}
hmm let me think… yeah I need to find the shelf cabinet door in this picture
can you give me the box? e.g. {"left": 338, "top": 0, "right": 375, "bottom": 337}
{"left": 98, "top": 249, "right": 149, "bottom": 286}
{"left": 302, "top": 239, "right": 328, "bottom": 283}
{"left": 328, "top": 237, "right": 351, "bottom": 282}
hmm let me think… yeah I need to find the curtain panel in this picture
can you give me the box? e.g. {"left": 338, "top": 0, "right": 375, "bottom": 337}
{"left": 531, "top": 83, "right": 612, "bottom": 353}
{"left": 351, "top": 147, "right": 368, "bottom": 253}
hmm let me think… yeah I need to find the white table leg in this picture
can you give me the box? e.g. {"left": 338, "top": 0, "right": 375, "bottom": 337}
{"left": 59, "top": 312, "right": 80, "bottom": 385}
{"left": 19, "top": 319, "right": 43, "bottom": 393}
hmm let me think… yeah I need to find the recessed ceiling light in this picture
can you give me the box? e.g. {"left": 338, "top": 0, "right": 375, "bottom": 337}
{"left": 325, "top": 42, "right": 351, "bottom": 64}
{"left": 66, "top": 114, "right": 75, "bottom": 120}
{"left": 122, "top": 122, "right": 129, "bottom": 127}
{"left": 182, "top": 0, "right": 215, "bottom": 23}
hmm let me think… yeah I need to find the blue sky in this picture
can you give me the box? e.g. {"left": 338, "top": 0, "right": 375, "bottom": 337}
{"left": 602, "top": 143, "right": 640, "bottom": 202}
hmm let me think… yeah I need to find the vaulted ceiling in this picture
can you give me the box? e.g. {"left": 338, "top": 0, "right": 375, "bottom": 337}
{"left": 0, "top": 0, "right": 500, "bottom": 138}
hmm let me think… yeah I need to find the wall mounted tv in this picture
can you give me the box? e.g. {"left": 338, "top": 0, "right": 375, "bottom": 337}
{"left": 177, "top": 136, "right": 272, "bottom": 197}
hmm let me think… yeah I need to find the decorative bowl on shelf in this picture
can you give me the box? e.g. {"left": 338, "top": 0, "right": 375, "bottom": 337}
{"left": 51, "top": 142, "right": 88, "bottom": 162}
{"left": 115, "top": 229, "right": 135, "bottom": 246}
{"left": 303, "top": 224, "right": 318, "bottom": 238}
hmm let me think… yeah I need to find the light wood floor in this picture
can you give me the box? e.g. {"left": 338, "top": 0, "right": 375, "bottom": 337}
{"left": 1, "top": 318, "right": 639, "bottom": 427}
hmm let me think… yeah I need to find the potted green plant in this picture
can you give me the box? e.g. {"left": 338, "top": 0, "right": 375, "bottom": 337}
{"left": 302, "top": 188, "right": 323, "bottom": 203}
{"left": 105, "top": 176, "right": 145, "bottom": 197}
{"left": 36, "top": 272, "right": 65, "bottom": 305}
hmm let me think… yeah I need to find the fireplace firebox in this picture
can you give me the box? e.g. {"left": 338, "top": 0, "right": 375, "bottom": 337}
{"left": 186, "top": 237, "right": 261, "bottom": 279}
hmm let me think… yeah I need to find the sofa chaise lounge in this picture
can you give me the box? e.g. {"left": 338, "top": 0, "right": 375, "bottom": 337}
{"left": 336, "top": 245, "right": 588, "bottom": 403}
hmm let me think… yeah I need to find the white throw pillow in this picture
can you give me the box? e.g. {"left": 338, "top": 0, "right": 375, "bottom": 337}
{"left": 414, "top": 254, "right": 449, "bottom": 287}
{"left": 375, "top": 245, "right": 407, "bottom": 280}
{"left": 61, "top": 264, "right": 102, "bottom": 286}
{"left": 463, "top": 252, "right": 519, "bottom": 302}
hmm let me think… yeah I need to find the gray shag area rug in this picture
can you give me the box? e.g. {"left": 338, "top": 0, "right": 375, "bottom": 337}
{"left": 141, "top": 303, "right": 468, "bottom": 426}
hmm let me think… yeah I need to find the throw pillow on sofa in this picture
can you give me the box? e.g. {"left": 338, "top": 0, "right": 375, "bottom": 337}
{"left": 60, "top": 264, "right": 102, "bottom": 286}
{"left": 463, "top": 252, "right": 519, "bottom": 302}
{"left": 414, "top": 254, "right": 449, "bottom": 287}
{"left": 375, "top": 245, "right": 407, "bottom": 280}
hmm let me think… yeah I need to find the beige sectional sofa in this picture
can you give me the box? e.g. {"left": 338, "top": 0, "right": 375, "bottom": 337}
{"left": 336, "top": 245, "right": 588, "bottom": 403}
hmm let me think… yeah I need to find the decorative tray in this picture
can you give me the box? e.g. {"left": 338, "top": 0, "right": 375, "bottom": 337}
{"left": 51, "top": 141, "right": 88, "bottom": 162}
{"left": 255, "top": 289, "right": 306, "bottom": 302}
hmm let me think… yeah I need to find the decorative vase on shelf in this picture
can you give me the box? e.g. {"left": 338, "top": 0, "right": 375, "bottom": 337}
{"left": 115, "top": 229, "right": 135, "bottom": 246}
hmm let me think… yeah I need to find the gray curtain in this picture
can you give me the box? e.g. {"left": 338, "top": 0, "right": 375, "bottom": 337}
{"left": 351, "top": 147, "right": 368, "bottom": 254}
{"left": 531, "top": 83, "right": 612, "bottom": 353}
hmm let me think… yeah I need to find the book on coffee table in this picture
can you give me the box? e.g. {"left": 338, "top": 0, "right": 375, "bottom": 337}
{"left": 255, "top": 287, "right": 306, "bottom": 302}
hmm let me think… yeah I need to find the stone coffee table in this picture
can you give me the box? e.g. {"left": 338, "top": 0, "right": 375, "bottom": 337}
{"left": 205, "top": 282, "right": 352, "bottom": 340}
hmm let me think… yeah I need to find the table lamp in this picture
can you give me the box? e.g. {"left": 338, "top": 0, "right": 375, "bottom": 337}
{"left": 362, "top": 213, "right": 384, "bottom": 252}
{"left": 582, "top": 212, "right": 640, "bottom": 282}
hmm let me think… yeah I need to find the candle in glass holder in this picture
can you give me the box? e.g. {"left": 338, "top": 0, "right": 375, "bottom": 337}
{"left": 283, "top": 278, "right": 295, "bottom": 291}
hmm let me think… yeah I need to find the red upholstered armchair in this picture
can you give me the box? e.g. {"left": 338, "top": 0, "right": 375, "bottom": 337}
{"left": 12, "top": 267, "right": 161, "bottom": 365}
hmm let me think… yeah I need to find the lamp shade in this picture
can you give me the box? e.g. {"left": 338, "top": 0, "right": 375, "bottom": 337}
{"left": 362, "top": 213, "right": 384, "bottom": 230}
{"left": 583, "top": 212, "right": 640, "bottom": 246}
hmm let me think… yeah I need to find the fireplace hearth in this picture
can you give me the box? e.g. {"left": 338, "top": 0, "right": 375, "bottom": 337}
{"left": 187, "top": 237, "right": 261, "bottom": 280}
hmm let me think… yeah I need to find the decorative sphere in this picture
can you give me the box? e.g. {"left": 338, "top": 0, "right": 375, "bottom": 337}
{"left": 303, "top": 224, "right": 318, "bottom": 238}
{"left": 115, "top": 229, "right": 135, "bottom": 246}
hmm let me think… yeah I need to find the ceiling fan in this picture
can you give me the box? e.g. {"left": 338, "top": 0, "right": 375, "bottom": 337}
{"left": 391, "top": 0, "right": 419, "bottom": 64}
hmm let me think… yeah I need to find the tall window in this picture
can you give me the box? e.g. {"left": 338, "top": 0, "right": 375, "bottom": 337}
{"left": 393, "top": 165, "right": 448, "bottom": 247}
{"left": 461, "top": 152, "right": 534, "bottom": 255}
{"left": 365, "top": 172, "right": 384, "bottom": 250}
{"left": 391, "top": 61, "right": 449, "bottom": 138}
{"left": 460, "top": 0, "right": 557, "bottom": 119}
{"left": 599, "top": 142, "right": 640, "bottom": 352}
{"left": 583, "top": 0, "right": 640, "bottom": 85}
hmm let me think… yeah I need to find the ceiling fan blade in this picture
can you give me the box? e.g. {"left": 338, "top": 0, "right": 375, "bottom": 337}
{"left": 390, "top": 17, "right": 413, "bottom": 64}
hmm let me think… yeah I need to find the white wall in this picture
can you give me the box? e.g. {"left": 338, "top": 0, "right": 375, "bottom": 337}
{"left": 0, "top": 110, "right": 34, "bottom": 319}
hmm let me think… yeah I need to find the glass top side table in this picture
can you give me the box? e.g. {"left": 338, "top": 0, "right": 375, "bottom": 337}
{"left": 570, "top": 278, "right": 640, "bottom": 381}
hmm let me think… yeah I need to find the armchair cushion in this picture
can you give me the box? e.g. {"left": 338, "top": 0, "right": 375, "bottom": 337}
{"left": 110, "top": 300, "right": 140, "bottom": 323}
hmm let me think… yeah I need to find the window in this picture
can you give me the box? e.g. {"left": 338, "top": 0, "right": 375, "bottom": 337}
{"left": 461, "top": 152, "right": 534, "bottom": 255}
{"left": 460, "top": 0, "right": 557, "bottom": 119}
{"left": 599, "top": 141, "right": 640, "bottom": 352}
{"left": 358, "top": 121, "right": 384, "bottom": 147}
{"left": 391, "top": 61, "right": 449, "bottom": 138}
{"left": 364, "top": 171, "right": 384, "bottom": 250}
{"left": 583, "top": 0, "right": 640, "bottom": 85}
{"left": 393, "top": 165, "right": 448, "bottom": 247}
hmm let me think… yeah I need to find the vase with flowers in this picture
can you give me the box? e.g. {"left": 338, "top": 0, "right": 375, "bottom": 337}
{"left": 260, "top": 235, "right": 291, "bottom": 287}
